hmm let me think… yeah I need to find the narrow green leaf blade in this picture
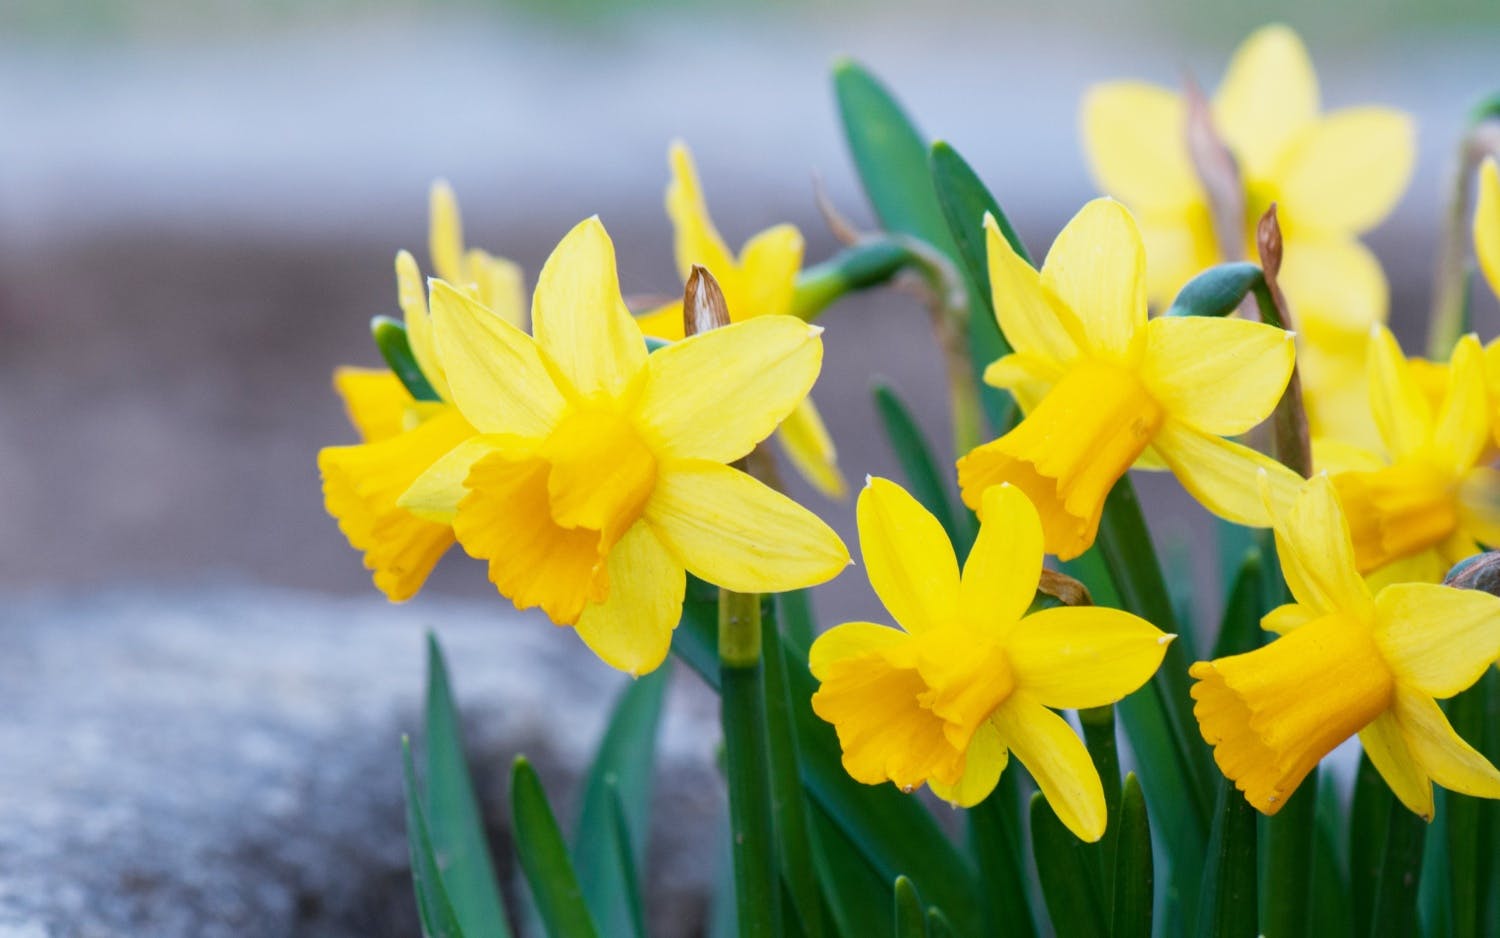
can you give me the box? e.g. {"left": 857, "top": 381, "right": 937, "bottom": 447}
{"left": 1111, "top": 774, "right": 1153, "bottom": 938}
{"left": 1308, "top": 772, "right": 1352, "bottom": 938}
{"left": 572, "top": 666, "right": 669, "bottom": 936}
{"left": 1262, "top": 769, "right": 1316, "bottom": 938}
{"left": 1447, "top": 680, "right": 1488, "bottom": 938}
{"left": 423, "top": 635, "right": 511, "bottom": 938}
{"left": 924, "top": 908, "right": 956, "bottom": 938}
{"left": 1371, "top": 799, "right": 1427, "bottom": 938}
{"left": 808, "top": 799, "right": 892, "bottom": 938}
{"left": 893, "top": 876, "right": 928, "bottom": 938}
{"left": 372, "top": 316, "right": 441, "bottom": 402}
{"left": 510, "top": 757, "right": 600, "bottom": 938}
{"left": 967, "top": 773, "right": 1037, "bottom": 938}
{"left": 606, "top": 786, "right": 649, "bottom": 938}
{"left": 1350, "top": 752, "right": 1392, "bottom": 937}
{"left": 1197, "top": 779, "right": 1258, "bottom": 938}
{"left": 1030, "top": 792, "right": 1107, "bottom": 938}
{"left": 872, "top": 381, "right": 970, "bottom": 551}
{"left": 402, "top": 738, "right": 467, "bottom": 938}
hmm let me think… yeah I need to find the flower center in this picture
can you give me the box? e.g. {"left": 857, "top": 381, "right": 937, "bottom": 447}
{"left": 1331, "top": 460, "right": 1459, "bottom": 573}
{"left": 958, "top": 358, "right": 1164, "bottom": 560}
{"left": 542, "top": 401, "right": 658, "bottom": 549}
{"left": 915, "top": 627, "right": 1015, "bottom": 752}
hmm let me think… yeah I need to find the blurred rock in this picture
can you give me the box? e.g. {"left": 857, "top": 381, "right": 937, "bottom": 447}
{"left": 0, "top": 585, "right": 722, "bottom": 938}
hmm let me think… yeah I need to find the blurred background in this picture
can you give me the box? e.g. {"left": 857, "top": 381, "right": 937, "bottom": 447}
{"left": 2, "top": 0, "right": 1498, "bottom": 621}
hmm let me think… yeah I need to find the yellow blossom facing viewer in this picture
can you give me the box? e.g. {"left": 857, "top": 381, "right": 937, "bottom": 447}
{"left": 810, "top": 477, "right": 1172, "bottom": 841}
{"left": 397, "top": 216, "right": 849, "bottom": 675}
{"left": 957, "top": 198, "right": 1302, "bottom": 560}
{"left": 1190, "top": 473, "right": 1500, "bottom": 818}
{"left": 1081, "top": 24, "right": 1415, "bottom": 448}
{"left": 635, "top": 142, "right": 847, "bottom": 499}
{"left": 319, "top": 183, "right": 525, "bottom": 601}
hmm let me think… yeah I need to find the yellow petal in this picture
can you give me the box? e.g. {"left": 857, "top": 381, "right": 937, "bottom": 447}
{"left": 1266, "top": 473, "right": 1374, "bottom": 619}
{"left": 635, "top": 316, "right": 823, "bottom": 464}
{"left": 666, "top": 141, "right": 737, "bottom": 285}
{"left": 1302, "top": 341, "right": 1383, "bottom": 453}
{"left": 1039, "top": 198, "right": 1147, "bottom": 360}
{"left": 334, "top": 367, "right": 413, "bottom": 443}
{"left": 634, "top": 300, "right": 687, "bottom": 341}
{"left": 1079, "top": 82, "right": 1202, "bottom": 212}
{"left": 809, "top": 621, "right": 908, "bottom": 681}
{"left": 1274, "top": 108, "right": 1415, "bottom": 235}
{"left": 573, "top": 523, "right": 684, "bottom": 676}
{"left": 1150, "top": 419, "right": 1303, "bottom": 527}
{"left": 927, "top": 720, "right": 1008, "bottom": 808}
{"left": 852, "top": 477, "right": 961, "bottom": 634}
{"left": 982, "top": 352, "right": 1062, "bottom": 415}
{"left": 645, "top": 460, "right": 849, "bottom": 593}
{"left": 1140, "top": 316, "right": 1295, "bottom": 436}
{"left": 993, "top": 694, "right": 1108, "bottom": 842}
{"left": 1006, "top": 606, "right": 1171, "bottom": 709}
{"left": 775, "top": 398, "right": 848, "bottom": 500}
{"left": 1276, "top": 234, "right": 1388, "bottom": 340}
{"left": 398, "top": 433, "right": 502, "bottom": 524}
{"left": 985, "top": 213, "right": 1082, "bottom": 369}
{"left": 397, "top": 250, "right": 451, "bottom": 401}
{"left": 429, "top": 278, "right": 565, "bottom": 437}
{"left": 1138, "top": 205, "right": 1221, "bottom": 310}
{"left": 736, "top": 223, "right": 804, "bottom": 319}
{"left": 531, "top": 216, "right": 647, "bottom": 398}
{"left": 1359, "top": 710, "right": 1434, "bottom": 820}
{"left": 467, "top": 250, "right": 528, "bottom": 330}
{"left": 1368, "top": 324, "right": 1434, "bottom": 460}
{"left": 1312, "top": 438, "right": 1385, "bottom": 474}
{"left": 1458, "top": 466, "right": 1500, "bottom": 547}
{"left": 1262, "top": 602, "right": 1317, "bottom": 635}
{"left": 1433, "top": 335, "right": 1489, "bottom": 473}
{"left": 1212, "top": 24, "right": 1320, "bottom": 180}
{"left": 428, "top": 180, "right": 465, "bottom": 284}
{"left": 1374, "top": 582, "right": 1500, "bottom": 699}
{"left": 1475, "top": 158, "right": 1500, "bottom": 301}
{"left": 1393, "top": 688, "right": 1500, "bottom": 799}
{"left": 543, "top": 405, "right": 658, "bottom": 549}
{"left": 959, "top": 484, "right": 1043, "bottom": 632}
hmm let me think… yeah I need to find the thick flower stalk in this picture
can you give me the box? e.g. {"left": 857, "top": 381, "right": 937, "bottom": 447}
{"left": 1191, "top": 473, "right": 1500, "bottom": 818}
{"left": 319, "top": 183, "right": 524, "bottom": 600}
{"left": 634, "top": 142, "right": 847, "bottom": 498}
{"left": 809, "top": 477, "right": 1171, "bottom": 841}
{"left": 398, "top": 216, "right": 848, "bottom": 675}
{"left": 956, "top": 198, "right": 1301, "bottom": 560}
{"left": 1315, "top": 326, "right": 1500, "bottom": 584}
{"left": 1082, "top": 24, "right": 1414, "bottom": 447}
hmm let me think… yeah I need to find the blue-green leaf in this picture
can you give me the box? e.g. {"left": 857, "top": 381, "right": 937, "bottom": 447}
{"left": 893, "top": 876, "right": 928, "bottom": 938}
{"left": 1197, "top": 779, "right": 1258, "bottom": 937}
{"left": 1111, "top": 773, "right": 1153, "bottom": 938}
{"left": 1030, "top": 792, "right": 1107, "bottom": 938}
{"left": 1163, "top": 263, "right": 1263, "bottom": 319}
{"left": 402, "top": 738, "right": 467, "bottom": 938}
{"left": 510, "top": 757, "right": 600, "bottom": 938}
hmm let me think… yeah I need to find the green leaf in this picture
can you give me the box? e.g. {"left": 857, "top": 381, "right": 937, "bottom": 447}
{"left": 1261, "top": 768, "right": 1316, "bottom": 938}
{"left": 871, "top": 381, "right": 972, "bottom": 552}
{"left": 372, "top": 316, "right": 441, "bottom": 402}
{"left": 1079, "top": 706, "right": 1121, "bottom": 908}
{"left": 572, "top": 666, "right": 669, "bottom": 936}
{"left": 1197, "top": 779, "right": 1258, "bottom": 938}
{"left": 808, "top": 799, "right": 892, "bottom": 938}
{"left": 893, "top": 876, "right": 928, "bottom": 938}
{"left": 423, "top": 635, "right": 512, "bottom": 938}
{"left": 924, "top": 908, "right": 956, "bottom": 938}
{"left": 777, "top": 589, "right": 816, "bottom": 655}
{"left": 1447, "top": 680, "right": 1489, "bottom": 938}
{"left": 1371, "top": 799, "right": 1427, "bottom": 938}
{"left": 1030, "top": 792, "right": 1107, "bottom": 938}
{"left": 1350, "top": 752, "right": 1392, "bottom": 938}
{"left": 1111, "top": 774, "right": 1153, "bottom": 938}
{"left": 509, "top": 757, "right": 600, "bottom": 938}
{"left": 1163, "top": 263, "right": 1263, "bottom": 319}
{"left": 967, "top": 773, "right": 1037, "bottom": 938}
{"left": 1213, "top": 548, "right": 1265, "bottom": 658}
{"left": 1308, "top": 772, "right": 1352, "bottom": 938}
{"left": 402, "top": 738, "right": 467, "bottom": 938}
{"left": 606, "top": 786, "right": 649, "bottom": 938}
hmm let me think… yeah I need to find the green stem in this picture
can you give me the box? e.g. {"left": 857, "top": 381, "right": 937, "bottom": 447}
{"left": 719, "top": 589, "right": 779, "bottom": 938}
{"left": 790, "top": 239, "right": 918, "bottom": 321}
{"left": 1262, "top": 767, "right": 1316, "bottom": 938}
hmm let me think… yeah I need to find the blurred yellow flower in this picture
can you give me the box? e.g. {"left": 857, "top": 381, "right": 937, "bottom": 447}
{"left": 319, "top": 183, "right": 525, "bottom": 601}
{"left": 1081, "top": 24, "right": 1415, "bottom": 449}
{"left": 1191, "top": 474, "right": 1500, "bottom": 818}
{"left": 957, "top": 199, "right": 1301, "bottom": 560}
{"left": 400, "top": 216, "right": 849, "bottom": 674}
{"left": 810, "top": 478, "right": 1171, "bottom": 840}
{"left": 1477, "top": 156, "right": 1500, "bottom": 301}
{"left": 636, "top": 142, "right": 847, "bottom": 499}
{"left": 1315, "top": 327, "right": 1500, "bottom": 585}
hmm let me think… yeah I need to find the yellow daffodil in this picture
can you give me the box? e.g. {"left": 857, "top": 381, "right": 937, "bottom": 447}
{"left": 1081, "top": 24, "right": 1415, "bottom": 449}
{"left": 635, "top": 143, "right": 847, "bottom": 499}
{"left": 1477, "top": 157, "right": 1500, "bottom": 302}
{"left": 1190, "top": 473, "right": 1500, "bottom": 818}
{"left": 810, "top": 478, "right": 1171, "bottom": 840}
{"left": 319, "top": 183, "right": 526, "bottom": 601}
{"left": 1314, "top": 326, "right": 1500, "bottom": 585}
{"left": 397, "top": 216, "right": 849, "bottom": 675}
{"left": 957, "top": 198, "right": 1301, "bottom": 560}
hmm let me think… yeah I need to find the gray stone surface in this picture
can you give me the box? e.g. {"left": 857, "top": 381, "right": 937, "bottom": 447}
{"left": 0, "top": 584, "right": 723, "bottom": 937}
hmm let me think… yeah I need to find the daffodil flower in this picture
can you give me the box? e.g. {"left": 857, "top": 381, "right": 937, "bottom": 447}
{"left": 810, "top": 477, "right": 1171, "bottom": 841}
{"left": 957, "top": 198, "right": 1301, "bottom": 560}
{"left": 1190, "top": 473, "right": 1500, "bottom": 818}
{"left": 1477, "top": 156, "right": 1500, "bottom": 303}
{"left": 634, "top": 142, "right": 847, "bottom": 499}
{"left": 1081, "top": 24, "right": 1415, "bottom": 449}
{"left": 319, "top": 183, "right": 525, "bottom": 601}
{"left": 1312, "top": 326, "right": 1500, "bottom": 585}
{"left": 398, "top": 216, "right": 849, "bottom": 675}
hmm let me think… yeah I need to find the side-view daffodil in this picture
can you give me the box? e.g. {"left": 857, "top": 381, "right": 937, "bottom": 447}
{"left": 397, "top": 216, "right": 849, "bottom": 675}
{"left": 957, "top": 198, "right": 1302, "bottom": 560}
{"left": 1191, "top": 473, "right": 1500, "bottom": 818}
{"left": 1081, "top": 23, "right": 1414, "bottom": 449}
{"left": 634, "top": 142, "right": 847, "bottom": 499}
{"left": 1316, "top": 326, "right": 1500, "bottom": 584}
{"left": 319, "top": 183, "right": 526, "bottom": 600}
{"left": 810, "top": 477, "right": 1172, "bottom": 841}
